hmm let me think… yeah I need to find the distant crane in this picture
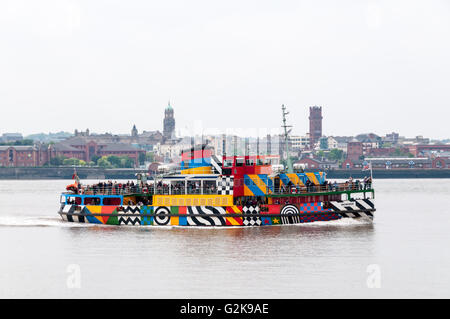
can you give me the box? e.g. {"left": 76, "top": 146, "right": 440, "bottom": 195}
{"left": 281, "top": 104, "right": 294, "bottom": 173}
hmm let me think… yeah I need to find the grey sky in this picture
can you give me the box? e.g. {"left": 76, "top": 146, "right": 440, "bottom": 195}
{"left": 0, "top": 0, "right": 449, "bottom": 139}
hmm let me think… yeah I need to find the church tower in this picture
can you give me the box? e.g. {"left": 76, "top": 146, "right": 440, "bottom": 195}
{"left": 131, "top": 124, "right": 138, "bottom": 138}
{"left": 163, "top": 101, "right": 175, "bottom": 142}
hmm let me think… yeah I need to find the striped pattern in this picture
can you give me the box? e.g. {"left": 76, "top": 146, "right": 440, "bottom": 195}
{"left": 280, "top": 204, "right": 301, "bottom": 224}
{"left": 210, "top": 155, "right": 222, "bottom": 174}
{"left": 278, "top": 172, "right": 325, "bottom": 187}
{"left": 225, "top": 206, "right": 243, "bottom": 226}
{"left": 59, "top": 197, "right": 375, "bottom": 226}
{"left": 243, "top": 174, "right": 273, "bottom": 196}
{"left": 187, "top": 206, "right": 227, "bottom": 226}
{"left": 329, "top": 199, "right": 375, "bottom": 218}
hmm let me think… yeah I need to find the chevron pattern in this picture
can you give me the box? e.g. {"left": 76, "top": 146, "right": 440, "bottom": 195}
{"left": 118, "top": 206, "right": 141, "bottom": 225}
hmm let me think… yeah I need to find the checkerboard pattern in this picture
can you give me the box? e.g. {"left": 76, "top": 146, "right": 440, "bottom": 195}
{"left": 217, "top": 176, "right": 234, "bottom": 195}
{"left": 299, "top": 202, "right": 330, "bottom": 213}
{"left": 242, "top": 205, "right": 262, "bottom": 226}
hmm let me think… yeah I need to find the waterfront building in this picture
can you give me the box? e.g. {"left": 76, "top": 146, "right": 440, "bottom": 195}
{"left": 295, "top": 157, "right": 339, "bottom": 170}
{"left": 290, "top": 135, "right": 309, "bottom": 151}
{"left": 49, "top": 138, "right": 145, "bottom": 166}
{"left": 407, "top": 144, "right": 450, "bottom": 157}
{"left": 0, "top": 146, "right": 38, "bottom": 167}
{"left": 341, "top": 157, "right": 449, "bottom": 169}
{"left": 71, "top": 127, "right": 163, "bottom": 152}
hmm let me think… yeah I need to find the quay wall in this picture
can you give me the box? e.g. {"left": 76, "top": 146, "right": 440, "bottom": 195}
{"left": 0, "top": 167, "right": 148, "bottom": 180}
{"left": 324, "top": 169, "right": 450, "bottom": 179}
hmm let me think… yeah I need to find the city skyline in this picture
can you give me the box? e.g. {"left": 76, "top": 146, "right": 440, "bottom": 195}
{"left": 2, "top": 102, "right": 448, "bottom": 143}
{"left": 1, "top": 1, "right": 449, "bottom": 139}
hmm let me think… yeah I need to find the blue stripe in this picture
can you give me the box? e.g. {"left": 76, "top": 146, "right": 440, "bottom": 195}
{"left": 314, "top": 172, "right": 324, "bottom": 184}
{"left": 258, "top": 174, "right": 273, "bottom": 193}
{"left": 296, "top": 173, "right": 309, "bottom": 184}
{"left": 279, "top": 174, "right": 291, "bottom": 186}
{"left": 244, "top": 175, "right": 265, "bottom": 196}
{"left": 180, "top": 158, "right": 211, "bottom": 169}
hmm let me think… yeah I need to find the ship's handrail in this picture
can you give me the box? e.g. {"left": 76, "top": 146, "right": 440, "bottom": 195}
{"left": 68, "top": 181, "right": 373, "bottom": 197}
{"left": 79, "top": 186, "right": 219, "bottom": 196}
{"left": 271, "top": 182, "right": 373, "bottom": 195}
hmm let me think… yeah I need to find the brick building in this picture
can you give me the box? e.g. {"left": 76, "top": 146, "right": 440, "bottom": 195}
{"left": 0, "top": 139, "right": 145, "bottom": 167}
{"left": 0, "top": 146, "right": 42, "bottom": 167}
{"left": 49, "top": 137, "right": 145, "bottom": 166}
{"left": 407, "top": 144, "right": 450, "bottom": 157}
{"left": 309, "top": 106, "right": 322, "bottom": 148}
{"left": 346, "top": 141, "right": 363, "bottom": 161}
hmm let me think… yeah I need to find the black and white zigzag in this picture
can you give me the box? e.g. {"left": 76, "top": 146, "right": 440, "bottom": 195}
{"left": 329, "top": 199, "right": 375, "bottom": 218}
{"left": 118, "top": 206, "right": 141, "bottom": 225}
{"left": 280, "top": 204, "right": 301, "bottom": 225}
{"left": 217, "top": 176, "right": 234, "bottom": 195}
{"left": 118, "top": 216, "right": 141, "bottom": 225}
{"left": 122, "top": 206, "right": 141, "bottom": 214}
{"left": 187, "top": 206, "right": 227, "bottom": 226}
{"left": 242, "top": 205, "right": 262, "bottom": 226}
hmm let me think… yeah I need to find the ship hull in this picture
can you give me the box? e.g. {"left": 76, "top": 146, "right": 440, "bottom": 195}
{"left": 58, "top": 200, "right": 375, "bottom": 226}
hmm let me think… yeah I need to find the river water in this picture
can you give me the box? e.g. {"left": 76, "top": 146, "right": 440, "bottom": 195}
{"left": 0, "top": 179, "right": 449, "bottom": 298}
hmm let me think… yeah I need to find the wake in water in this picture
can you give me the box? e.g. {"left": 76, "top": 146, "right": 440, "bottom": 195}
{"left": 0, "top": 216, "right": 95, "bottom": 227}
{"left": 0, "top": 215, "right": 372, "bottom": 228}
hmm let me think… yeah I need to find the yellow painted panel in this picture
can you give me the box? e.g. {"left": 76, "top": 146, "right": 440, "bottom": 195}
{"left": 170, "top": 216, "right": 179, "bottom": 225}
{"left": 86, "top": 205, "right": 103, "bottom": 223}
{"left": 153, "top": 195, "right": 233, "bottom": 207}
{"left": 181, "top": 167, "right": 212, "bottom": 174}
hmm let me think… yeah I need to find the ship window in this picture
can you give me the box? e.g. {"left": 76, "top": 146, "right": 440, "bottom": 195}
{"left": 103, "top": 197, "right": 121, "bottom": 206}
{"left": 236, "top": 159, "right": 244, "bottom": 167}
{"left": 66, "top": 196, "right": 81, "bottom": 205}
{"left": 84, "top": 197, "right": 101, "bottom": 205}
{"left": 224, "top": 160, "right": 233, "bottom": 167}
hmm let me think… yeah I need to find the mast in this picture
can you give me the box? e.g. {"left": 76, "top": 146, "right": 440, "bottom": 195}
{"left": 281, "top": 104, "right": 294, "bottom": 173}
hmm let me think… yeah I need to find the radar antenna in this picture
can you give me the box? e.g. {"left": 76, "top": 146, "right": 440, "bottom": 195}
{"left": 281, "top": 104, "right": 294, "bottom": 173}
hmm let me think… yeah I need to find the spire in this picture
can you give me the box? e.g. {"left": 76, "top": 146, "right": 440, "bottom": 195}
{"left": 166, "top": 100, "right": 173, "bottom": 111}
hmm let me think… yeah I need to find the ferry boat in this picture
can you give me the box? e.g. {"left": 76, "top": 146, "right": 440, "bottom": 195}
{"left": 58, "top": 105, "right": 375, "bottom": 226}
{"left": 58, "top": 144, "right": 375, "bottom": 226}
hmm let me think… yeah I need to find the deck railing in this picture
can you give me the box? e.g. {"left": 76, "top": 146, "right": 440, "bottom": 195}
{"left": 271, "top": 182, "right": 373, "bottom": 195}
{"left": 74, "top": 181, "right": 373, "bottom": 197}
